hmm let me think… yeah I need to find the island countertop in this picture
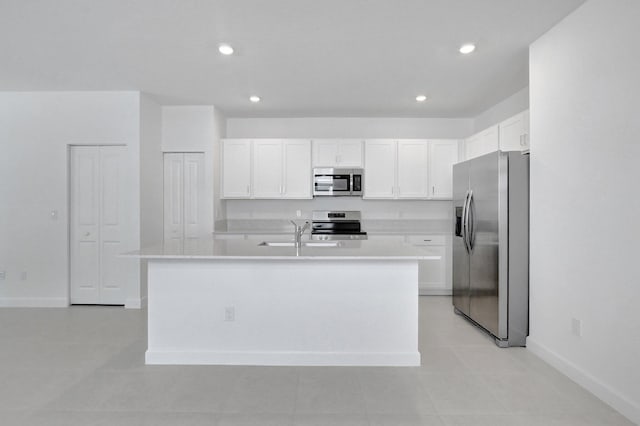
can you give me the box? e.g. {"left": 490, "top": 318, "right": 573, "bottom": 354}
{"left": 125, "top": 237, "right": 440, "bottom": 260}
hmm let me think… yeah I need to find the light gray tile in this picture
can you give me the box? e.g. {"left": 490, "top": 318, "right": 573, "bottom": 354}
{"left": 419, "top": 373, "right": 508, "bottom": 415}
{"left": 358, "top": 368, "right": 435, "bottom": 415}
{"left": 293, "top": 412, "right": 369, "bottom": 426}
{"left": 222, "top": 367, "right": 298, "bottom": 414}
{"left": 369, "top": 413, "right": 444, "bottom": 426}
{"left": 296, "top": 367, "right": 366, "bottom": 414}
{"left": 217, "top": 412, "right": 294, "bottom": 425}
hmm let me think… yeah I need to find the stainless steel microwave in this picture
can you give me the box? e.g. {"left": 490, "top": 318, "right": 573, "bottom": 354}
{"left": 313, "top": 168, "right": 363, "bottom": 197}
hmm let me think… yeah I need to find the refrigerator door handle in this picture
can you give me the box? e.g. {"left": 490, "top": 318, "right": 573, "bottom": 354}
{"left": 461, "top": 190, "right": 470, "bottom": 253}
{"left": 468, "top": 190, "right": 476, "bottom": 251}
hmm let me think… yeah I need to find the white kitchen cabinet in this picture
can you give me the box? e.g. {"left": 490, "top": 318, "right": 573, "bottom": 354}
{"left": 465, "top": 125, "right": 499, "bottom": 160}
{"left": 364, "top": 139, "right": 430, "bottom": 199}
{"left": 253, "top": 139, "right": 311, "bottom": 199}
{"left": 428, "top": 140, "right": 459, "bottom": 199}
{"left": 407, "top": 235, "right": 451, "bottom": 295}
{"left": 253, "top": 140, "right": 283, "bottom": 198}
{"left": 282, "top": 140, "right": 312, "bottom": 198}
{"left": 222, "top": 139, "right": 312, "bottom": 199}
{"left": 363, "top": 139, "right": 397, "bottom": 198}
{"left": 221, "top": 139, "right": 252, "bottom": 198}
{"left": 312, "top": 139, "right": 363, "bottom": 167}
{"left": 499, "top": 110, "right": 530, "bottom": 151}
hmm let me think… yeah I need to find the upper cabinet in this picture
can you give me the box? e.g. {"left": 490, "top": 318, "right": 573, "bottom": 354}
{"left": 498, "top": 110, "right": 530, "bottom": 151}
{"left": 221, "top": 139, "right": 311, "bottom": 199}
{"left": 364, "top": 139, "right": 458, "bottom": 200}
{"left": 428, "top": 140, "right": 459, "bottom": 199}
{"left": 465, "top": 110, "right": 530, "bottom": 160}
{"left": 221, "top": 139, "right": 252, "bottom": 198}
{"left": 465, "top": 125, "right": 499, "bottom": 160}
{"left": 312, "top": 139, "right": 363, "bottom": 167}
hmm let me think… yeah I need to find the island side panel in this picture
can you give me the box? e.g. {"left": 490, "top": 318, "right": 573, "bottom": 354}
{"left": 146, "top": 259, "right": 420, "bottom": 366}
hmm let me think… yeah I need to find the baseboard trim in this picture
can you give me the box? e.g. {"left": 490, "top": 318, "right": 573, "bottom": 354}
{"left": 125, "top": 296, "right": 147, "bottom": 309}
{"left": 0, "top": 297, "right": 68, "bottom": 308}
{"left": 527, "top": 337, "right": 639, "bottom": 425}
{"left": 145, "top": 350, "right": 421, "bottom": 367}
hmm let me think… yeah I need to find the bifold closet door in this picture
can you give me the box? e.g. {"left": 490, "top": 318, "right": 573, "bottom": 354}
{"left": 70, "top": 146, "right": 127, "bottom": 305}
{"left": 163, "top": 153, "right": 205, "bottom": 241}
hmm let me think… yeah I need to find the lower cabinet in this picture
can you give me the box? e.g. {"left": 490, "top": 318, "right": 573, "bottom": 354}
{"left": 407, "top": 235, "right": 451, "bottom": 295}
{"left": 368, "top": 234, "right": 452, "bottom": 295}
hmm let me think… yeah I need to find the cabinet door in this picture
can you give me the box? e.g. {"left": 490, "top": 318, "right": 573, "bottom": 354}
{"left": 418, "top": 245, "right": 447, "bottom": 295}
{"left": 222, "top": 140, "right": 252, "bottom": 198}
{"left": 283, "top": 140, "right": 312, "bottom": 198}
{"left": 363, "top": 140, "right": 396, "bottom": 199}
{"left": 466, "top": 126, "right": 499, "bottom": 160}
{"left": 397, "top": 140, "right": 429, "bottom": 199}
{"left": 337, "top": 140, "right": 363, "bottom": 167}
{"left": 429, "top": 140, "right": 459, "bottom": 199}
{"left": 499, "top": 111, "right": 528, "bottom": 151}
{"left": 312, "top": 140, "right": 339, "bottom": 167}
{"left": 479, "top": 125, "right": 499, "bottom": 155}
{"left": 253, "top": 140, "right": 283, "bottom": 198}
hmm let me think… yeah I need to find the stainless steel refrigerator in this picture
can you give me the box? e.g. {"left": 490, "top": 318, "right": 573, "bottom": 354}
{"left": 452, "top": 151, "right": 529, "bottom": 347}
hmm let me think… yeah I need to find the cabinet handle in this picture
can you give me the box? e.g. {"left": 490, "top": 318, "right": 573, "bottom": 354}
{"left": 432, "top": 185, "right": 435, "bottom": 195}
{"left": 246, "top": 185, "right": 250, "bottom": 194}
{"left": 424, "top": 239, "right": 431, "bottom": 242}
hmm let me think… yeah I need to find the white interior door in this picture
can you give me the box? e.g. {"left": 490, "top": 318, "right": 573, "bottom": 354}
{"left": 70, "top": 145, "right": 126, "bottom": 305}
{"left": 164, "top": 152, "right": 205, "bottom": 240}
{"left": 163, "top": 153, "right": 184, "bottom": 241}
{"left": 183, "top": 153, "right": 205, "bottom": 239}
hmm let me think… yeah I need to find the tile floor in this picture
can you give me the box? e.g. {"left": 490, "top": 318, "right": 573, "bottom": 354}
{"left": 0, "top": 297, "right": 634, "bottom": 426}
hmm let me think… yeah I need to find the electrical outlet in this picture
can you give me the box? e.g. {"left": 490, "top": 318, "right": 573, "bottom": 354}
{"left": 0, "top": 271, "right": 5, "bottom": 280}
{"left": 571, "top": 318, "right": 582, "bottom": 337}
{"left": 225, "top": 306, "right": 235, "bottom": 322}
{"left": 296, "top": 210, "right": 302, "bottom": 218}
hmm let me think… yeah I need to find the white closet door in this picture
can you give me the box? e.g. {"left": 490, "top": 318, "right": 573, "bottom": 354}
{"left": 70, "top": 145, "right": 126, "bottom": 305}
{"left": 98, "top": 146, "right": 127, "bottom": 305}
{"left": 70, "top": 147, "right": 101, "bottom": 303}
{"left": 163, "top": 153, "right": 184, "bottom": 241}
{"left": 183, "top": 153, "right": 205, "bottom": 239}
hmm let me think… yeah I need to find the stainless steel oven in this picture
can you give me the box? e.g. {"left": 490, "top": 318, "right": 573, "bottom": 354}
{"left": 311, "top": 210, "right": 367, "bottom": 240}
{"left": 313, "top": 168, "right": 363, "bottom": 197}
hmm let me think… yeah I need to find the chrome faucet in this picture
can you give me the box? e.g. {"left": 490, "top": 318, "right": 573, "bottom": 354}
{"left": 290, "top": 220, "right": 310, "bottom": 247}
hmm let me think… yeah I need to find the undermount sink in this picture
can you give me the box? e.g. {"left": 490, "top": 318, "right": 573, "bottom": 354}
{"left": 258, "top": 241, "right": 340, "bottom": 248}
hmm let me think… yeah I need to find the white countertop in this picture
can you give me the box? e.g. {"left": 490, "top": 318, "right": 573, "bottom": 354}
{"left": 125, "top": 237, "right": 440, "bottom": 260}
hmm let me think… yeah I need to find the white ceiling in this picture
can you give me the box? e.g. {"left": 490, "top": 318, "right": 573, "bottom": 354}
{"left": 0, "top": 0, "right": 585, "bottom": 118}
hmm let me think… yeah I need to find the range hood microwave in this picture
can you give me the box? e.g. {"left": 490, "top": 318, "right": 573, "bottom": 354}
{"left": 313, "top": 168, "right": 363, "bottom": 197}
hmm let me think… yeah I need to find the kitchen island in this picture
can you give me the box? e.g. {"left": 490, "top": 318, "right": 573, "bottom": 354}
{"left": 129, "top": 238, "right": 440, "bottom": 367}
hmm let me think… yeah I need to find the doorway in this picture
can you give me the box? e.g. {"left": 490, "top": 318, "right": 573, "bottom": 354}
{"left": 69, "top": 145, "right": 127, "bottom": 305}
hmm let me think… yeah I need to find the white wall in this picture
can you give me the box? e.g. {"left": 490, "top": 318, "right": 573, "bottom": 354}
{"left": 226, "top": 117, "right": 472, "bottom": 139}
{"left": 0, "top": 92, "right": 142, "bottom": 307}
{"left": 528, "top": 1, "right": 640, "bottom": 423}
{"left": 473, "top": 87, "right": 529, "bottom": 134}
{"left": 225, "top": 199, "right": 451, "bottom": 222}
{"left": 138, "top": 94, "right": 163, "bottom": 307}
{"left": 211, "top": 106, "right": 227, "bottom": 226}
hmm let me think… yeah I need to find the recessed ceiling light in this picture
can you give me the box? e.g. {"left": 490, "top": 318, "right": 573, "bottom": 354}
{"left": 249, "top": 95, "right": 261, "bottom": 103}
{"left": 218, "top": 43, "right": 234, "bottom": 55}
{"left": 459, "top": 43, "right": 476, "bottom": 54}
{"left": 415, "top": 95, "right": 427, "bottom": 102}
